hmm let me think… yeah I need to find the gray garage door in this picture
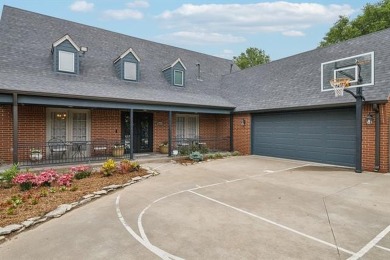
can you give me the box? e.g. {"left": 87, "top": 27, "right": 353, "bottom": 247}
{"left": 252, "top": 108, "right": 356, "bottom": 167}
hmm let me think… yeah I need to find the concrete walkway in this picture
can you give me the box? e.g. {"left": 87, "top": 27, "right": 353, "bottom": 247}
{"left": 0, "top": 156, "right": 389, "bottom": 259}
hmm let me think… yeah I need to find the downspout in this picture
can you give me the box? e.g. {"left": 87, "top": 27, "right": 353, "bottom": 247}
{"left": 373, "top": 104, "right": 380, "bottom": 172}
{"left": 12, "top": 93, "right": 18, "bottom": 164}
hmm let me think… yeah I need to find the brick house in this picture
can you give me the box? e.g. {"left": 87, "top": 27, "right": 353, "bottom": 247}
{"left": 0, "top": 6, "right": 389, "bottom": 172}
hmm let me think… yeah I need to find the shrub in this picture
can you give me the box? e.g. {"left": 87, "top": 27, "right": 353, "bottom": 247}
{"left": 118, "top": 160, "right": 133, "bottom": 174}
{"left": 57, "top": 173, "right": 74, "bottom": 187}
{"left": 1, "top": 164, "right": 19, "bottom": 185}
{"left": 35, "top": 169, "right": 59, "bottom": 186}
{"left": 232, "top": 151, "right": 241, "bottom": 156}
{"left": 102, "top": 159, "right": 116, "bottom": 176}
{"left": 189, "top": 151, "right": 203, "bottom": 162}
{"left": 12, "top": 173, "right": 36, "bottom": 191}
{"left": 131, "top": 161, "right": 140, "bottom": 171}
{"left": 71, "top": 165, "right": 92, "bottom": 180}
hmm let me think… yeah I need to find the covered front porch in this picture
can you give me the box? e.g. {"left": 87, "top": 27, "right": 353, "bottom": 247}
{"left": 0, "top": 94, "right": 234, "bottom": 167}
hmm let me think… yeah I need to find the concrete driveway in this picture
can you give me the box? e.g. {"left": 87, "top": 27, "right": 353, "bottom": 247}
{"left": 0, "top": 156, "right": 389, "bottom": 259}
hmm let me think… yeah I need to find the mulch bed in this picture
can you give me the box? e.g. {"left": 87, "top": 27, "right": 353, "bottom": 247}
{"left": 0, "top": 169, "right": 146, "bottom": 227}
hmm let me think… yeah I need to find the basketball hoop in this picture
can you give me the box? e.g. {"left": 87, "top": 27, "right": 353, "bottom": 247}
{"left": 329, "top": 78, "right": 350, "bottom": 97}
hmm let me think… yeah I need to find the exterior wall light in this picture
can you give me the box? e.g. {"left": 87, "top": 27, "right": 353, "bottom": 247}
{"left": 366, "top": 113, "right": 374, "bottom": 125}
{"left": 240, "top": 118, "right": 246, "bottom": 126}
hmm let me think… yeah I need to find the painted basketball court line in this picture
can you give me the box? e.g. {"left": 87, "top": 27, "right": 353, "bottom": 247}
{"left": 115, "top": 162, "right": 390, "bottom": 259}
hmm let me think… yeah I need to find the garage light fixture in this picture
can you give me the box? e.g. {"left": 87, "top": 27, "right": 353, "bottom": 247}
{"left": 240, "top": 118, "right": 246, "bottom": 126}
{"left": 366, "top": 113, "right": 374, "bottom": 125}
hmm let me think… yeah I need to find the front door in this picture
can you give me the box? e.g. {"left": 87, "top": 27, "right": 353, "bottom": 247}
{"left": 122, "top": 112, "right": 153, "bottom": 153}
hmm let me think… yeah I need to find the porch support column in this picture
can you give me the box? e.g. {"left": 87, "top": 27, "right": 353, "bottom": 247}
{"left": 130, "top": 109, "right": 134, "bottom": 160}
{"left": 168, "top": 111, "right": 172, "bottom": 156}
{"left": 230, "top": 113, "right": 234, "bottom": 152}
{"left": 12, "top": 93, "right": 18, "bottom": 164}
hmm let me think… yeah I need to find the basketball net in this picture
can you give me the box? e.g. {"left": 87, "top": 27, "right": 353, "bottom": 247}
{"left": 329, "top": 78, "right": 350, "bottom": 97}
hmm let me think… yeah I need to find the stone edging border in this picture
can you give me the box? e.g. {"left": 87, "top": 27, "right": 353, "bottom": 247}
{"left": 0, "top": 166, "right": 160, "bottom": 243}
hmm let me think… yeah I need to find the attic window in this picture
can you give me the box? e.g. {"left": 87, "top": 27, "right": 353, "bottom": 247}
{"left": 58, "top": 51, "right": 75, "bottom": 73}
{"left": 114, "top": 48, "right": 140, "bottom": 82}
{"left": 174, "top": 70, "right": 184, "bottom": 86}
{"left": 124, "top": 62, "right": 137, "bottom": 81}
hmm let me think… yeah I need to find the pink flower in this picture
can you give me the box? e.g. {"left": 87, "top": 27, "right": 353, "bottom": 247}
{"left": 13, "top": 173, "right": 36, "bottom": 185}
{"left": 35, "top": 169, "right": 59, "bottom": 186}
{"left": 57, "top": 173, "right": 74, "bottom": 187}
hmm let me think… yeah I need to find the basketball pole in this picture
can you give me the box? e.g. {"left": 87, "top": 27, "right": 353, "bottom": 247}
{"left": 355, "top": 87, "right": 363, "bottom": 173}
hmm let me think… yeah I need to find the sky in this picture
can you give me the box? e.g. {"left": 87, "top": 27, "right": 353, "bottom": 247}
{"left": 0, "top": 0, "right": 380, "bottom": 61}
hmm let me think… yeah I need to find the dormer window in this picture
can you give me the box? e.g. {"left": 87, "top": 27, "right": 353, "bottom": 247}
{"left": 114, "top": 48, "right": 140, "bottom": 82}
{"left": 174, "top": 70, "right": 184, "bottom": 86}
{"left": 58, "top": 51, "right": 75, "bottom": 73}
{"left": 52, "top": 34, "right": 82, "bottom": 74}
{"left": 162, "top": 58, "right": 187, "bottom": 87}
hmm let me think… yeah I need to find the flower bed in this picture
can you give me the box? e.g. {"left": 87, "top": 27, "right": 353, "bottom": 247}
{"left": 0, "top": 160, "right": 149, "bottom": 228}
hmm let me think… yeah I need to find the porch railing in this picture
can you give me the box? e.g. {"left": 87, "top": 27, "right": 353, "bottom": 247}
{"left": 18, "top": 140, "right": 131, "bottom": 166}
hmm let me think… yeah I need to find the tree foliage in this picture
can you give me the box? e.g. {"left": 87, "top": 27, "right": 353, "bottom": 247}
{"left": 233, "top": 47, "right": 270, "bottom": 69}
{"left": 319, "top": 0, "right": 390, "bottom": 47}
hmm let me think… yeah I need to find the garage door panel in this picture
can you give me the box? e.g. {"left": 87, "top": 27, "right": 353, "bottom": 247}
{"left": 252, "top": 108, "right": 356, "bottom": 167}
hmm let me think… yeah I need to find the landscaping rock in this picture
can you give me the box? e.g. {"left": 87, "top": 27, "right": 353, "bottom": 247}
{"left": 147, "top": 170, "right": 154, "bottom": 174}
{"left": 71, "top": 202, "right": 79, "bottom": 208}
{"left": 0, "top": 224, "right": 24, "bottom": 235}
{"left": 79, "top": 198, "right": 92, "bottom": 205}
{"left": 82, "top": 194, "right": 95, "bottom": 199}
{"left": 21, "top": 220, "right": 34, "bottom": 228}
{"left": 94, "top": 190, "right": 108, "bottom": 195}
{"left": 17, "top": 227, "right": 26, "bottom": 233}
{"left": 27, "top": 217, "right": 40, "bottom": 222}
{"left": 34, "top": 217, "right": 47, "bottom": 224}
{"left": 122, "top": 183, "right": 132, "bottom": 187}
{"left": 102, "top": 184, "right": 121, "bottom": 190}
{"left": 46, "top": 204, "right": 71, "bottom": 218}
{"left": 132, "top": 176, "right": 142, "bottom": 181}
{"left": 143, "top": 174, "right": 152, "bottom": 179}
{"left": 93, "top": 195, "right": 101, "bottom": 198}
{"left": 0, "top": 236, "right": 5, "bottom": 242}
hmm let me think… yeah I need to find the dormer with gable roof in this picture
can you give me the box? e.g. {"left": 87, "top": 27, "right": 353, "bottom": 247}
{"left": 114, "top": 48, "right": 140, "bottom": 82}
{"left": 162, "top": 58, "right": 187, "bottom": 87}
{"left": 51, "top": 34, "right": 81, "bottom": 74}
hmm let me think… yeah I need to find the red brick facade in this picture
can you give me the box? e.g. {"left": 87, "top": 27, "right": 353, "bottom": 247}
{"left": 91, "top": 109, "right": 121, "bottom": 143}
{"left": 233, "top": 113, "right": 251, "bottom": 155}
{"left": 1, "top": 104, "right": 389, "bottom": 173}
{"left": 362, "top": 103, "right": 389, "bottom": 172}
{"left": 0, "top": 105, "right": 12, "bottom": 163}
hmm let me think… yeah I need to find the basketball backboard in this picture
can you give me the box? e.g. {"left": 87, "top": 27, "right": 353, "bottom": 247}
{"left": 321, "top": 52, "right": 374, "bottom": 92}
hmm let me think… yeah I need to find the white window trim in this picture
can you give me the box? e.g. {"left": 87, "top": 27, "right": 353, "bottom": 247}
{"left": 58, "top": 50, "right": 75, "bottom": 73}
{"left": 46, "top": 108, "right": 91, "bottom": 143}
{"left": 173, "top": 70, "right": 184, "bottom": 86}
{"left": 124, "top": 61, "right": 137, "bottom": 81}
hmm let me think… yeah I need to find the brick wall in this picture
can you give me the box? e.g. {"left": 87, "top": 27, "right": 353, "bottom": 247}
{"left": 18, "top": 106, "right": 46, "bottom": 161}
{"left": 233, "top": 113, "right": 251, "bottom": 155}
{"left": 362, "top": 102, "right": 389, "bottom": 173}
{"left": 91, "top": 109, "right": 121, "bottom": 143}
{"left": 153, "top": 111, "right": 169, "bottom": 152}
{"left": 0, "top": 105, "right": 12, "bottom": 164}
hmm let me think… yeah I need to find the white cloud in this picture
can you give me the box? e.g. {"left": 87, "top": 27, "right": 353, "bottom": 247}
{"left": 216, "top": 49, "right": 235, "bottom": 59}
{"left": 127, "top": 0, "right": 150, "bottom": 9}
{"left": 104, "top": 9, "right": 144, "bottom": 20}
{"left": 70, "top": 1, "right": 94, "bottom": 12}
{"left": 157, "top": 31, "right": 245, "bottom": 45}
{"left": 282, "top": 30, "right": 305, "bottom": 37}
{"left": 157, "top": 2, "right": 355, "bottom": 35}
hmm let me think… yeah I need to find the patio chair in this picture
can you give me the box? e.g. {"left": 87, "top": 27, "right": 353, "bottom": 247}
{"left": 92, "top": 139, "right": 107, "bottom": 157}
{"left": 48, "top": 138, "right": 67, "bottom": 159}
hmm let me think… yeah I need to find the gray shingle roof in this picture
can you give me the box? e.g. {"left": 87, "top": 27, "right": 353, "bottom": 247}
{"left": 0, "top": 6, "right": 238, "bottom": 109}
{"left": 1, "top": 6, "right": 389, "bottom": 113}
{"left": 220, "top": 27, "right": 390, "bottom": 112}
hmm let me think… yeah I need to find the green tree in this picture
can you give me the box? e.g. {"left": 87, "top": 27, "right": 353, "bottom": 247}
{"left": 319, "top": 0, "right": 390, "bottom": 47}
{"left": 233, "top": 47, "right": 270, "bottom": 69}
